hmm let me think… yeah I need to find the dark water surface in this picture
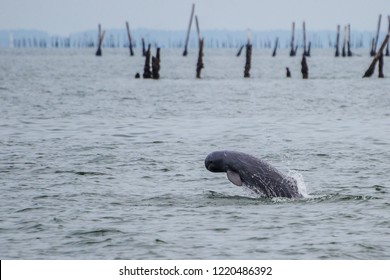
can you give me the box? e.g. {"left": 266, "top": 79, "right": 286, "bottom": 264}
{"left": 0, "top": 48, "right": 389, "bottom": 259}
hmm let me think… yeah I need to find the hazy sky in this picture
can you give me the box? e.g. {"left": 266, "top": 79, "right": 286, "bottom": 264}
{"left": 1, "top": 0, "right": 389, "bottom": 35}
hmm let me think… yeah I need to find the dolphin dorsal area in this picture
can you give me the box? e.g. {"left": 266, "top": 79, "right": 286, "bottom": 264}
{"left": 205, "top": 150, "right": 303, "bottom": 198}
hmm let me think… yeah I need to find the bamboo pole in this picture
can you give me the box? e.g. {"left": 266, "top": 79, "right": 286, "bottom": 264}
{"left": 183, "top": 3, "right": 195, "bottom": 56}
{"left": 125, "top": 21, "right": 134, "bottom": 56}
{"left": 363, "top": 32, "right": 390, "bottom": 78}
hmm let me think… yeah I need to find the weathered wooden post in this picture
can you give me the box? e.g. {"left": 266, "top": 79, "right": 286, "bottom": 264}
{"left": 236, "top": 45, "right": 244, "bottom": 56}
{"left": 244, "top": 42, "right": 252, "bottom": 78}
{"left": 290, "top": 22, "right": 296, "bottom": 56}
{"left": 363, "top": 32, "right": 390, "bottom": 78}
{"left": 307, "top": 41, "right": 311, "bottom": 57}
{"left": 195, "top": 15, "right": 204, "bottom": 78}
{"left": 286, "top": 67, "right": 291, "bottom": 78}
{"left": 370, "top": 38, "right": 375, "bottom": 56}
{"left": 301, "top": 54, "right": 308, "bottom": 79}
{"left": 303, "top": 21, "right": 307, "bottom": 56}
{"left": 183, "top": 3, "right": 195, "bottom": 56}
{"left": 142, "top": 38, "right": 146, "bottom": 56}
{"left": 125, "top": 21, "right": 134, "bottom": 56}
{"left": 272, "top": 37, "right": 279, "bottom": 57}
{"left": 152, "top": 48, "right": 161, "bottom": 79}
{"left": 196, "top": 38, "right": 204, "bottom": 78}
{"left": 95, "top": 24, "right": 105, "bottom": 56}
{"left": 335, "top": 25, "right": 340, "bottom": 57}
{"left": 195, "top": 15, "right": 200, "bottom": 40}
{"left": 371, "top": 14, "right": 382, "bottom": 56}
{"left": 342, "top": 25, "right": 347, "bottom": 57}
{"left": 378, "top": 52, "right": 384, "bottom": 78}
{"left": 244, "top": 32, "right": 252, "bottom": 78}
{"left": 347, "top": 24, "right": 353, "bottom": 56}
{"left": 386, "top": 16, "right": 390, "bottom": 56}
{"left": 143, "top": 44, "right": 152, "bottom": 79}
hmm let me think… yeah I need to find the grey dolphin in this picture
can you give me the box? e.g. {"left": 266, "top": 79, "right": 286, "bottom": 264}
{"left": 205, "top": 150, "right": 303, "bottom": 198}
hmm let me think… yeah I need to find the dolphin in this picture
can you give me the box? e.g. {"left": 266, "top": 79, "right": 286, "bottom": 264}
{"left": 205, "top": 150, "right": 303, "bottom": 198}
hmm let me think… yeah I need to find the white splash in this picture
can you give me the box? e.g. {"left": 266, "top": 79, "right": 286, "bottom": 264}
{"left": 287, "top": 170, "right": 308, "bottom": 197}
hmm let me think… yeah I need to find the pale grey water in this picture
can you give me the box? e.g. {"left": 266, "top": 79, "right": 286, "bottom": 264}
{"left": 0, "top": 48, "right": 389, "bottom": 259}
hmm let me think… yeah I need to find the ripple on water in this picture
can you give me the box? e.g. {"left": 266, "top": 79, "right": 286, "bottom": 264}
{"left": 2, "top": 49, "right": 390, "bottom": 259}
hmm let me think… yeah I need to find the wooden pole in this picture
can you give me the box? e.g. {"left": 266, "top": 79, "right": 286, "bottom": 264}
{"left": 195, "top": 15, "right": 200, "bottom": 41}
{"left": 370, "top": 38, "right": 375, "bottom": 56}
{"left": 152, "top": 48, "right": 161, "bottom": 79}
{"left": 307, "top": 41, "right": 311, "bottom": 57}
{"left": 125, "top": 21, "right": 134, "bottom": 56}
{"left": 97, "top": 23, "right": 101, "bottom": 49}
{"left": 95, "top": 24, "right": 105, "bottom": 56}
{"left": 301, "top": 54, "right": 308, "bottom": 79}
{"left": 195, "top": 15, "right": 204, "bottom": 78}
{"left": 272, "top": 37, "right": 279, "bottom": 57}
{"left": 142, "top": 38, "right": 146, "bottom": 56}
{"left": 347, "top": 24, "right": 352, "bottom": 56}
{"left": 196, "top": 38, "right": 204, "bottom": 78}
{"left": 342, "top": 25, "right": 347, "bottom": 57}
{"left": 363, "top": 32, "right": 390, "bottom": 78}
{"left": 236, "top": 45, "right": 244, "bottom": 56}
{"left": 371, "top": 14, "right": 382, "bottom": 56}
{"left": 244, "top": 33, "right": 252, "bottom": 78}
{"left": 286, "top": 67, "right": 291, "bottom": 78}
{"left": 303, "top": 21, "right": 307, "bottom": 56}
{"left": 143, "top": 44, "right": 152, "bottom": 79}
{"left": 290, "top": 22, "right": 296, "bottom": 56}
{"left": 386, "top": 16, "right": 390, "bottom": 56}
{"left": 183, "top": 3, "right": 195, "bottom": 56}
{"left": 378, "top": 52, "right": 384, "bottom": 78}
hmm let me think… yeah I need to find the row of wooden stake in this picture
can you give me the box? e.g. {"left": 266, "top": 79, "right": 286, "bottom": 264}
{"left": 135, "top": 32, "right": 388, "bottom": 80}
{"left": 94, "top": 4, "right": 389, "bottom": 79}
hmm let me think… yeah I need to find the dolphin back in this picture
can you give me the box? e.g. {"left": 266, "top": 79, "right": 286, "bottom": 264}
{"left": 224, "top": 151, "right": 302, "bottom": 198}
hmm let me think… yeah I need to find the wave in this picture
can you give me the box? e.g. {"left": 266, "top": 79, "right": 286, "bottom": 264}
{"left": 204, "top": 190, "right": 381, "bottom": 204}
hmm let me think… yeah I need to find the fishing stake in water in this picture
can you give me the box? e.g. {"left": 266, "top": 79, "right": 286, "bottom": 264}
{"left": 183, "top": 3, "right": 195, "bottom": 56}
{"left": 95, "top": 24, "right": 105, "bottom": 56}
{"left": 195, "top": 16, "right": 204, "bottom": 79}
{"left": 244, "top": 30, "right": 252, "bottom": 78}
{"left": 125, "top": 21, "right": 134, "bottom": 56}
{"left": 143, "top": 44, "right": 152, "bottom": 78}
{"left": 363, "top": 32, "right": 390, "bottom": 78}
{"left": 301, "top": 54, "right": 308, "bottom": 79}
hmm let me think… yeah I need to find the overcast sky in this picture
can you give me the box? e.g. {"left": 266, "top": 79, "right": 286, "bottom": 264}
{"left": 0, "top": 0, "right": 389, "bottom": 35}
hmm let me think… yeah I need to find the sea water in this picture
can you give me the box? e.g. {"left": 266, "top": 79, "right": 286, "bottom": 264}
{"left": 0, "top": 48, "right": 389, "bottom": 259}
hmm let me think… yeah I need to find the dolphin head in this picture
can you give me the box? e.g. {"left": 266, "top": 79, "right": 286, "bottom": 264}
{"left": 205, "top": 151, "right": 228, "bottom": 172}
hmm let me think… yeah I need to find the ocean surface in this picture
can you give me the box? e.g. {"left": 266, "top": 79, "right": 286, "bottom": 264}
{"left": 0, "top": 48, "right": 389, "bottom": 259}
